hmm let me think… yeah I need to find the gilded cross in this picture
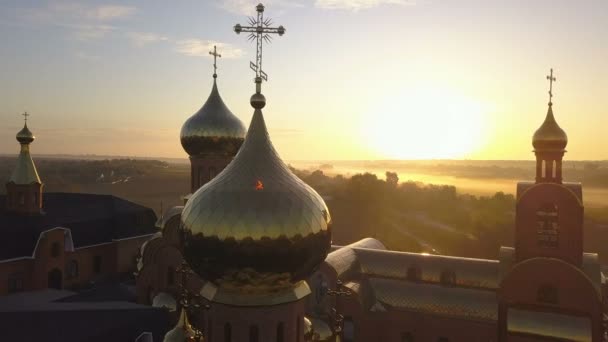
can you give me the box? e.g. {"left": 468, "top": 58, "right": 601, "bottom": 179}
{"left": 22, "top": 111, "right": 29, "bottom": 123}
{"left": 234, "top": 3, "right": 285, "bottom": 93}
{"left": 209, "top": 45, "right": 221, "bottom": 78}
{"left": 546, "top": 68, "right": 556, "bottom": 104}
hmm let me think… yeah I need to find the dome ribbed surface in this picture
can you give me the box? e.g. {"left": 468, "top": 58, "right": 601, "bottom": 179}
{"left": 180, "top": 80, "right": 246, "bottom": 156}
{"left": 180, "top": 107, "right": 331, "bottom": 283}
{"left": 533, "top": 104, "right": 568, "bottom": 151}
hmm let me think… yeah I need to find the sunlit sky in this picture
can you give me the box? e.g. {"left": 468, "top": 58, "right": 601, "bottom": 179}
{"left": 0, "top": 0, "right": 607, "bottom": 160}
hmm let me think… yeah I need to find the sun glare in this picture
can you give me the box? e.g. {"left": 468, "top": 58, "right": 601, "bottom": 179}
{"left": 363, "top": 87, "right": 488, "bottom": 159}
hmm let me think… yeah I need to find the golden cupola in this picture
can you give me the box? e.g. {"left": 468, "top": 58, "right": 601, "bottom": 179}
{"left": 10, "top": 122, "right": 41, "bottom": 185}
{"left": 532, "top": 102, "right": 568, "bottom": 152}
{"left": 179, "top": 84, "right": 332, "bottom": 303}
{"left": 162, "top": 309, "right": 199, "bottom": 342}
{"left": 180, "top": 77, "right": 246, "bottom": 157}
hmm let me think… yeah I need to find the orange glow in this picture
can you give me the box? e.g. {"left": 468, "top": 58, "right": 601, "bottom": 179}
{"left": 255, "top": 180, "right": 264, "bottom": 191}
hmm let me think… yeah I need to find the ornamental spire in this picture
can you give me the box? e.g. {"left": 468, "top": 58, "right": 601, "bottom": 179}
{"left": 209, "top": 45, "right": 221, "bottom": 79}
{"left": 234, "top": 3, "right": 286, "bottom": 106}
{"left": 546, "top": 68, "right": 556, "bottom": 105}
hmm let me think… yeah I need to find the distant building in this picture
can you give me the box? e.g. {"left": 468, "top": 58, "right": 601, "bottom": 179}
{"left": 0, "top": 120, "right": 158, "bottom": 296}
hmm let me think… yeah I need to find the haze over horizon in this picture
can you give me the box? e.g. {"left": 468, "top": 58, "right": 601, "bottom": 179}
{"left": 1, "top": 0, "right": 607, "bottom": 161}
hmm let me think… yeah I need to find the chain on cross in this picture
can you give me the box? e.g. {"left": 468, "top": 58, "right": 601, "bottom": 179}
{"left": 546, "top": 68, "right": 556, "bottom": 105}
{"left": 209, "top": 45, "right": 221, "bottom": 78}
{"left": 234, "top": 3, "right": 285, "bottom": 93}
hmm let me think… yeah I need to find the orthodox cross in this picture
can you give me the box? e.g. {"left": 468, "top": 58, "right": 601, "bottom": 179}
{"left": 234, "top": 3, "right": 285, "bottom": 93}
{"left": 546, "top": 68, "right": 556, "bottom": 104}
{"left": 22, "top": 111, "right": 29, "bottom": 123}
{"left": 209, "top": 45, "right": 221, "bottom": 78}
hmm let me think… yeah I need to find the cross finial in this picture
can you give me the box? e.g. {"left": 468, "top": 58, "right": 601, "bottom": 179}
{"left": 22, "top": 112, "right": 30, "bottom": 125}
{"left": 546, "top": 68, "right": 556, "bottom": 105}
{"left": 234, "top": 3, "right": 285, "bottom": 95}
{"left": 209, "top": 45, "right": 221, "bottom": 79}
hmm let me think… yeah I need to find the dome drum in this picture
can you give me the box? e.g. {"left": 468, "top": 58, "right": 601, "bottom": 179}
{"left": 181, "top": 135, "right": 244, "bottom": 157}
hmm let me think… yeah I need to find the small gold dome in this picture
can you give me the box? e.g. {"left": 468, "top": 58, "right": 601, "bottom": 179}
{"left": 532, "top": 104, "right": 568, "bottom": 151}
{"left": 163, "top": 309, "right": 198, "bottom": 342}
{"left": 16, "top": 124, "right": 34, "bottom": 144}
{"left": 180, "top": 79, "right": 246, "bottom": 156}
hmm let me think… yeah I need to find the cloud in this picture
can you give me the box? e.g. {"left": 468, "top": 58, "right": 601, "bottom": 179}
{"left": 17, "top": 2, "right": 135, "bottom": 40}
{"left": 218, "top": 0, "right": 303, "bottom": 15}
{"left": 127, "top": 32, "right": 169, "bottom": 47}
{"left": 174, "top": 39, "right": 244, "bottom": 59}
{"left": 74, "top": 51, "right": 101, "bottom": 62}
{"left": 314, "top": 0, "right": 414, "bottom": 10}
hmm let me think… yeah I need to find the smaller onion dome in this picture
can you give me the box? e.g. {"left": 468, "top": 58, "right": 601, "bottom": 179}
{"left": 180, "top": 79, "right": 246, "bottom": 156}
{"left": 9, "top": 123, "right": 41, "bottom": 185}
{"left": 163, "top": 309, "right": 199, "bottom": 342}
{"left": 16, "top": 124, "right": 35, "bottom": 144}
{"left": 532, "top": 103, "right": 568, "bottom": 151}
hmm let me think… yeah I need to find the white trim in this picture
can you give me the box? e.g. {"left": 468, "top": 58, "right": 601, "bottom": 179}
{"left": 112, "top": 233, "right": 157, "bottom": 242}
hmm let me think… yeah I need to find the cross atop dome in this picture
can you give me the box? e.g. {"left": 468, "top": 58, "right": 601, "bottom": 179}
{"left": 22, "top": 111, "right": 30, "bottom": 124}
{"left": 547, "top": 68, "right": 556, "bottom": 105}
{"left": 209, "top": 45, "right": 221, "bottom": 79}
{"left": 234, "top": 2, "right": 286, "bottom": 103}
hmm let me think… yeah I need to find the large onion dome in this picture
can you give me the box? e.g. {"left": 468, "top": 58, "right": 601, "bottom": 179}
{"left": 180, "top": 79, "right": 246, "bottom": 156}
{"left": 16, "top": 124, "right": 34, "bottom": 144}
{"left": 532, "top": 103, "right": 568, "bottom": 151}
{"left": 180, "top": 105, "right": 332, "bottom": 291}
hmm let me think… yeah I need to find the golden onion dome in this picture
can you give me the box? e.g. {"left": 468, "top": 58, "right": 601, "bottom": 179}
{"left": 9, "top": 123, "right": 41, "bottom": 185}
{"left": 180, "top": 105, "right": 332, "bottom": 286}
{"left": 180, "top": 79, "right": 246, "bottom": 156}
{"left": 532, "top": 103, "right": 568, "bottom": 151}
{"left": 16, "top": 123, "right": 35, "bottom": 144}
{"left": 163, "top": 309, "right": 198, "bottom": 342}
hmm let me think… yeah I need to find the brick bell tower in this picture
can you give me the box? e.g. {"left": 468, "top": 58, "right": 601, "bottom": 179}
{"left": 179, "top": 46, "right": 246, "bottom": 198}
{"left": 6, "top": 112, "right": 43, "bottom": 215}
{"left": 514, "top": 68, "right": 583, "bottom": 265}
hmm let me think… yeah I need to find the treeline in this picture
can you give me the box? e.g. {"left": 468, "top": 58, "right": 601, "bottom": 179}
{"left": 0, "top": 157, "right": 168, "bottom": 191}
{"left": 293, "top": 168, "right": 515, "bottom": 259}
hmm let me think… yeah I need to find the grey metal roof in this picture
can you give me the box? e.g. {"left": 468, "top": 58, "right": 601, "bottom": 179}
{"left": 368, "top": 278, "right": 497, "bottom": 322}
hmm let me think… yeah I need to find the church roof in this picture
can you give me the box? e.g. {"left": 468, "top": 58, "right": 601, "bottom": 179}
{"left": 9, "top": 123, "right": 41, "bottom": 184}
{"left": 367, "top": 278, "right": 497, "bottom": 322}
{"left": 0, "top": 192, "right": 158, "bottom": 260}
{"left": 325, "top": 242, "right": 500, "bottom": 289}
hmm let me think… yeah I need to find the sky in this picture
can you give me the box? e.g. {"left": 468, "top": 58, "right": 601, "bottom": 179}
{"left": 0, "top": 0, "right": 607, "bottom": 161}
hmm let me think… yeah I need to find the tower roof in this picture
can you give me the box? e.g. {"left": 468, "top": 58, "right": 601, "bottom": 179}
{"left": 180, "top": 77, "right": 246, "bottom": 157}
{"left": 532, "top": 103, "right": 568, "bottom": 151}
{"left": 162, "top": 309, "right": 198, "bottom": 342}
{"left": 9, "top": 122, "right": 41, "bottom": 184}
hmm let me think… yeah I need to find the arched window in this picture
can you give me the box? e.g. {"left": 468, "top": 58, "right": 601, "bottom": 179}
{"left": 537, "top": 203, "right": 559, "bottom": 248}
{"left": 541, "top": 160, "right": 546, "bottom": 179}
{"left": 276, "top": 322, "right": 285, "bottom": 342}
{"left": 67, "top": 260, "right": 79, "bottom": 278}
{"left": 224, "top": 323, "right": 231, "bottom": 342}
{"left": 167, "top": 266, "right": 175, "bottom": 286}
{"left": 93, "top": 255, "right": 102, "bottom": 273}
{"left": 537, "top": 284, "right": 558, "bottom": 304}
{"left": 51, "top": 242, "right": 61, "bottom": 258}
{"left": 249, "top": 325, "right": 259, "bottom": 342}
{"left": 406, "top": 266, "right": 421, "bottom": 281}
{"left": 440, "top": 270, "right": 456, "bottom": 286}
